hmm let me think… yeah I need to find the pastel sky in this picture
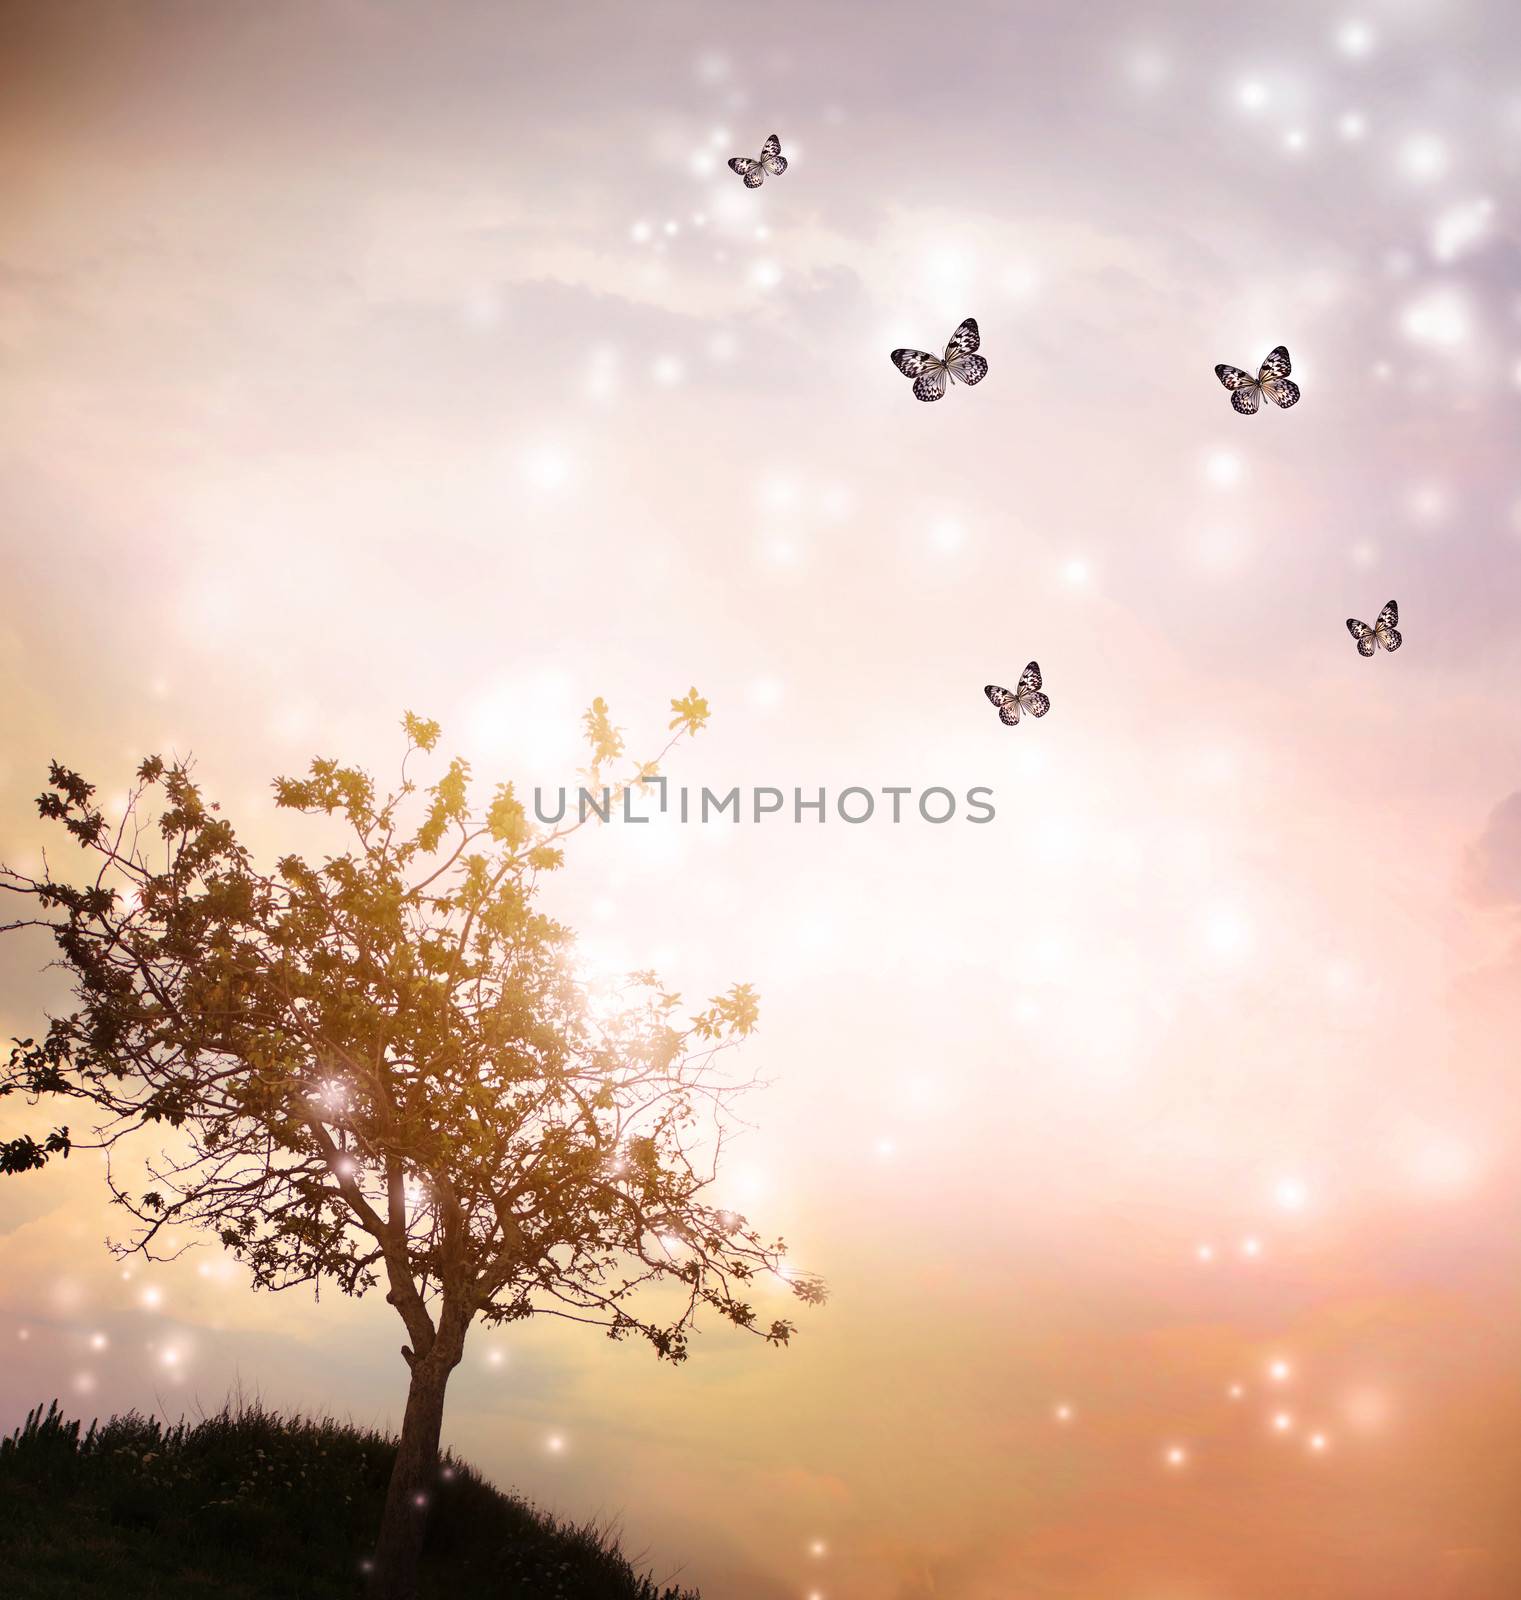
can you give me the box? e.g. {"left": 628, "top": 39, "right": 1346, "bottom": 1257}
{"left": 4, "top": 2, "right": 1521, "bottom": 1597}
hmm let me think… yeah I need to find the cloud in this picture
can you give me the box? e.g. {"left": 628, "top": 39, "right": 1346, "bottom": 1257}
{"left": 1462, "top": 791, "right": 1521, "bottom": 907}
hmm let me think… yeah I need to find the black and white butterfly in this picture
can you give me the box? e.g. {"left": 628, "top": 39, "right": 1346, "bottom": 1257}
{"left": 891, "top": 318, "right": 988, "bottom": 402}
{"left": 728, "top": 134, "right": 788, "bottom": 188}
{"left": 985, "top": 663, "right": 1050, "bottom": 726}
{"left": 1346, "top": 600, "right": 1402, "bottom": 657}
{"left": 1214, "top": 345, "right": 1300, "bottom": 415}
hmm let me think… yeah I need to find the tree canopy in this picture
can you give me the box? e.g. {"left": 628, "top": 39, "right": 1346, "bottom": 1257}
{"left": 1, "top": 697, "right": 823, "bottom": 1368}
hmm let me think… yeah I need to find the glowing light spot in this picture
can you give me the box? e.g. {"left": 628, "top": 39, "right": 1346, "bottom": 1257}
{"left": 809, "top": 1539, "right": 828, "bottom": 1557}
{"left": 1399, "top": 135, "right": 1449, "bottom": 183}
{"left": 630, "top": 220, "right": 652, "bottom": 244}
{"left": 141, "top": 1287, "right": 163, "bottom": 1309}
{"left": 663, "top": 219, "right": 679, "bottom": 237}
{"left": 760, "top": 535, "right": 802, "bottom": 568}
{"left": 1284, "top": 129, "right": 1307, "bottom": 154}
{"left": 160, "top": 1346, "right": 182, "bottom": 1368}
{"left": 1203, "top": 451, "right": 1244, "bottom": 489}
{"left": 90, "top": 1333, "right": 108, "bottom": 1351}
{"left": 1062, "top": 558, "right": 1090, "bottom": 586}
{"left": 1241, "top": 1236, "right": 1263, "bottom": 1259}
{"left": 1196, "top": 1243, "right": 1215, "bottom": 1263}
{"left": 923, "top": 247, "right": 973, "bottom": 297}
{"left": 1342, "top": 1386, "right": 1391, "bottom": 1433}
{"left": 652, "top": 355, "right": 685, "bottom": 386}
{"left": 1273, "top": 1411, "right": 1294, "bottom": 1433}
{"left": 1409, "top": 483, "right": 1451, "bottom": 522}
{"left": 1431, "top": 197, "right": 1494, "bottom": 263}
{"left": 1269, "top": 1360, "right": 1292, "bottom": 1384}
{"left": 1054, "top": 1403, "right": 1074, "bottom": 1424}
{"left": 1165, "top": 1445, "right": 1188, "bottom": 1468}
{"left": 759, "top": 476, "right": 799, "bottom": 512}
{"left": 1408, "top": 1134, "right": 1478, "bottom": 1194}
{"left": 521, "top": 445, "right": 572, "bottom": 492}
{"left": 1238, "top": 81, "right": 1269, "bottom": 113}
{"left": 73, "top": 1372, "right": 96, "bottom": 1394}
{"left": 931, "top": 519, "right": 966, "bottom": 554}
{"left": 876, "top": 1138, "right": 896, "bottom": 1159}
{"left": 1228, "top": 1384, "right": 1245, "bottom": 1400}
{"left": 1275, "top": 1178, "right": 1308, "bottom": 1212}
{"left": 1339, "top": 111, "right": 1367, "bottom": 141}
{"left": 546, "top": 1434, "right": 565, "bottom": 1454}
{"left": 1127, "top": 49, "right": 1169, "bottom": 90}
{"left": 1204, "top": 908, "right": 1253, "bottom": 959}
{"left": 1336, "top": 20, "right": 1376, "bottom": 58}
{"left": 1401, "top": 287, "right": 1472, "bottom": 349}
{"left": 1309, "top": 1432, "right": 1330, "bottom": 1452}
{"left": 747, "top": 676, "right": 785, "bottom": 711}
{"left": 750, "top": 260, "right": 782, "bottom": 290}
{"left": 487, "top": 1349, "right": 505, "bottom": 1367}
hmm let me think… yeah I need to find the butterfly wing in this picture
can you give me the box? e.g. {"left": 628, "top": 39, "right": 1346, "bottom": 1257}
{"left": 728, "top": 156, "right": 764, "bottom": 187}
{"left": 1019, "top": 690, "right": 1051, "bottom": 719}
{"left": 1258, "top": 346, "right": 1292, "bottom": 380}
{"left": 759, "top": 134, "right": 787, "bottom": 176}
{"left": 1375, "top": 600, "right": 1402, "bottom": 652}
{"left": 1347, "top": 618, "right": 1378, "bottom": 658}
{"left": 1018, "top": 661, "right": 1043, "bottom": 694}
{"left": 985, "top": 685, "right": 1021, "bottom": 726}
{"left": 943, "top": 318, "right": 980, "bottom": 359}
{"left": 946, "top": 353, "right": 989, "bottom": 386}
{"left": 1216, "top": 364, "right": 1261, "bottom": 414}
{"left": 912, "top": 367, "right": 948, "bottom": 401}
{"left": 892, "top": 348, "right": 948, "bottom": 401}
{"left": 1257, "top": 346, "right": 1299, "bottom": 407}
{"left": 891, "top": 349, "right": 939, "bottom": 377}
{"left": 1262, "top": 376, "right": 1300, "bottom": 408}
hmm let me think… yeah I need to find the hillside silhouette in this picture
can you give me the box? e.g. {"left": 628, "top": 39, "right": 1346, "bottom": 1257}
{"left": 0, "top": 1400, "right": 699, "bottom": 1600}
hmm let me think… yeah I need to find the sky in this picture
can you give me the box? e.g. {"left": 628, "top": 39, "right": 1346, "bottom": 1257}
{"left": 3, "top": 1, "right": 1521, "bottom": 1596}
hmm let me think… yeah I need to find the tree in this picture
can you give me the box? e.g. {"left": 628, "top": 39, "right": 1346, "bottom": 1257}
{"left": 0, "top": 696, "right": 824, "bottom": 1600}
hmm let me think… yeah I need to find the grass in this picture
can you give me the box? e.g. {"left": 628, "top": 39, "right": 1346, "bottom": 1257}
{"left": 0, "top": 1399, "right": 700, "bottom": 1600}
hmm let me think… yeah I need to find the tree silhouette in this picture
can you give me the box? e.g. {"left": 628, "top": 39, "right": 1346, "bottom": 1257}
{"left": 0, "top": 697, "right": 823, "bottom": 1600}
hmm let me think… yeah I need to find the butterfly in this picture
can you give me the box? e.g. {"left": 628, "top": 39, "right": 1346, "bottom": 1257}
{"left": 728, "top": 134, "right": 788, "bottom": 188}
{"left": 985, "top": 663, "right": 1050, "bottom": 726}
{"left": 1214, "top": 345, "right": 1301, "bottom": 415}
{"left": 891, "top": 318, "right": 988, "bottom": 402}
{"left": 1346, "top": 600, "right": 1402, "bottom": 657}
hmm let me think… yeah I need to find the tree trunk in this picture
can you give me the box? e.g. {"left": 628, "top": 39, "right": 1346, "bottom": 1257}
{"left": 366, "top": 1337, "right": 463, "bottom": 1600}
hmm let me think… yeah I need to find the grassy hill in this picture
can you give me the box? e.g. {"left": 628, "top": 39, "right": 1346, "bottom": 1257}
{"left": 0, "top": 1400, "right": 700, "bottom": 1600}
